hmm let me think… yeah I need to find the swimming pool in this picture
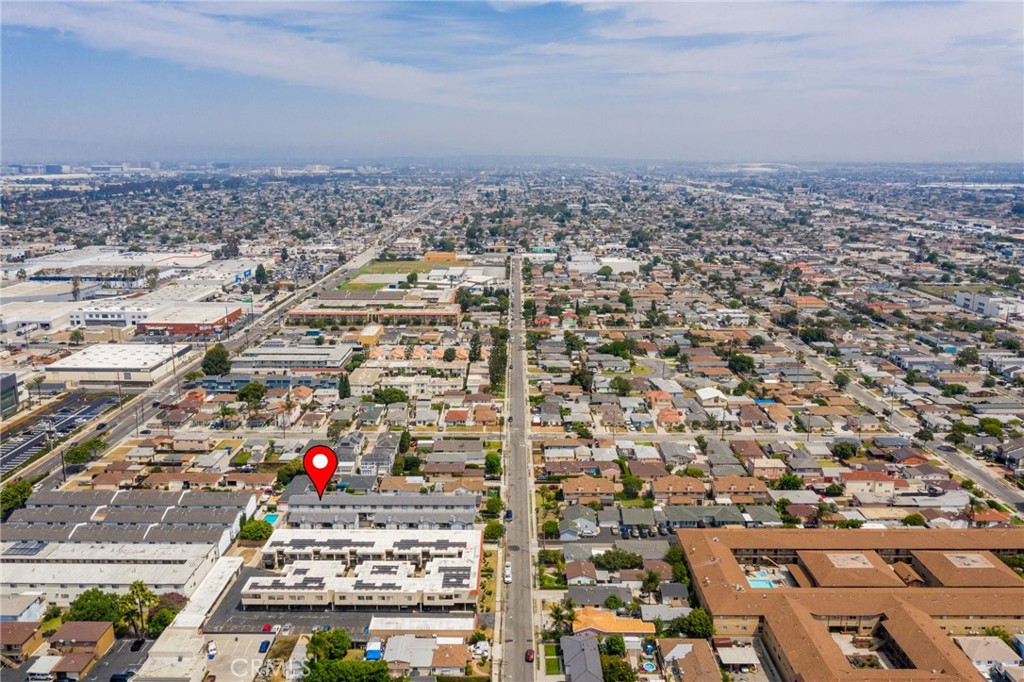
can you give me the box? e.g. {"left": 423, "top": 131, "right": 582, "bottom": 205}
{"left": 641, "top": 662, "right": 657, "bottom": 673}
{"left": 747, "top": 578, "right": 774, "bottom": 589}
{"left": 264, "top": 513, "right": 280, "bottom": 524}
{"left": 754, "top": 570, "right": 769, "bottom": 578}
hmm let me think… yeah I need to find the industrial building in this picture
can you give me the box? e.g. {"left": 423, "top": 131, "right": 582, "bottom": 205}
{"left": 135, "top": 303, "right": 242, "bottom": 335}
{"left": 44, "top": 343, "right": 194, "bottom": 386}
{"left": 244, "top": 529, "right": 482, "bottom": 611}
{"left": 232, "top": 338, "right": 352, "bottom": 371}
{"left": 679, "top": 528, "right": 1024, "bottom": 682}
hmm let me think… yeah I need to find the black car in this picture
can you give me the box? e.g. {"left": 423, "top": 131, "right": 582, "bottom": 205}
{"left": 621, "top": 528, "right": 630, "bottom": 540}
{"left": 130, "top": 639, "right": 146, "bottom": 652}
{"left": 95, "top": 423, "right": 108, "bottom": 431}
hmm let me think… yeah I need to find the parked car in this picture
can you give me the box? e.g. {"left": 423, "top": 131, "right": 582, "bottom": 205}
{"left": 262, "top": 624, "right": 273, "bottom": 632}
{"left": 130, "top": 639, "right": 146, "bottom": 652}
{"left": 258, "top": 641, "right": 271, "bottom": 654}
{"left": 504, "top": 509, "right": 513, "bottom": 522}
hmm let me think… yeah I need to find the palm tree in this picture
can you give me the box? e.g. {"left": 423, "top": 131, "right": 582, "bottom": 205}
{"left": 641, "top": 569, "right": 662, "bottom": 603}
{"left": 29, "top": 376, "right": 45, "bottom": 405}
{"left": 281, "top": 395, "right": 295, "bottom": 436}
{"left": 71, "top": 275, "right": 81, "bottom": 302}
{"left": 964, "top": 496, "right": 985, "bottom": 529}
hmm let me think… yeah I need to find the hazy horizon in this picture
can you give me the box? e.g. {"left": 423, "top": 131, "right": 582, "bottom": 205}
{"left": 3, "top": 1, "right": 1022, "bottom": 165}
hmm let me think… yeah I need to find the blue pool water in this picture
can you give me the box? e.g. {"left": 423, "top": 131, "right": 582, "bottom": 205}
{"left": 641, "top": 662, "right": 657, "bottom": 672}
{"left": 264, "top": 513, "right": 280, "bottom": 524}
{"left": 754, "top": 570, "right": 769, "bottom": 578}
{"left": 748, "top": 579, "right": 774, "bottom": 589}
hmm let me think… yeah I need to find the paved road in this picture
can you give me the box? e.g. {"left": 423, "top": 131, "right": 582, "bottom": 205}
{"left": 501, "top": 255, "right": 536, "bottom": 682}
{"left": 0, "top": 394, "right": 117, "bottom": 476}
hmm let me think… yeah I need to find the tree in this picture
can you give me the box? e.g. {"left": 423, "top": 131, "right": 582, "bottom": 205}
{"left": 618, "top": 289, "right": 634, "bottom": 311}
{"left": 542, "top": 519, "right": 560, "bottom": 538}
{"left": 71, "top": 275, "right": 82, "bottom": 301}
{"left": 483, "top": 520, "right": 504, "bottom": 541}
{"left": 202, "top": 343, "right": 231, "bottom": 376}
{"left": 604, "top": 594, "right": 624, "bottom": 611}
{"left": 120, "top": 580, "right": 159, "bottom": 637}
{"left": 64, "top": 438, "right": 106, "bottom": 468}
{"left": 1, "top": 480, "right": 33, "bottom": 520}
{"left": 695, "top": 435, "right": 708, "bottom": 453}
{"left": 307, "top": 628, "right": 353, "bottom": 660}
{"left": 147, "top": 608, "right": 176, "bottom": 638}
{"left": 824, "top": 483, "right": 845, "bottom": 497}
{"left": 913, "top": 428, "right": 934, "bottom": 442}
{"left": 484, "top": 496, "right": 504, "bottom": 516}
{"left": 237, "top": 381, "right": 268, "bottom": 406}
{"left": 302, "top": 659, "right": 390, "bottom": 682}
{"left": 337, "top": 373, "right": 351, "bottom": 399}
{"left": 834, "top": 372, "right": 851, "bottom": 390}
{"left": 592, "top": 548, "right": 643, "bottom": 571}
{"left": 609, "top": 376, "right": 632, "bottom": 397}
{"left": 601, "top": 655, "right": 638, "bottom": 682}
{"left": 69, "top": 328, "right": 85, "bottom": 345}
{"left": 942, "top": 383, "right": 967, "bottom": 398}
{"left": 727, "top": 353, "right": 755, "bottom": 374}
{"left": 16, "top": 268, "right": 27, "bottom": 281}
{"left": 65, "top": 588, "right": 122, "bottom": 624}
{"left": 406, "top": 272, "right": 418, "bottom": 285}
{"left": 641, "top": 569, "right": 662, "bottom": 602}
{"left": 371, "top": 388, "right": 408, "bottom": 404}
{"left": 682, "top": 607, "right": 715, "bottom": 639}
{"left": 747, "top": 335, "right": 766, "bottom": 350}
{"left": 620, "top": 475, "right": 643, "bottom": 500}
{"left": 773, "top": 473, "right": 805, "bottom": 491}
{"left": 548, "top": 597, "right": 577, "bottom": 634}
{"left": 596, "top": 265, "right": 614, "bottom": 277}
{"left": 469, "top": 333, "right": 482, "bottom": 362}
{"left": 279, "top": 246, "right": 289, "bottom": 262}
{"left": 603, "top": 634, "right": 626, "bottom": 657}
{"left": 902, "top": 513, "right": 927, "bottom": 527}
{"left": 955, "top": 347, "right": 979, "bottom": 367}
{"left": 442, "top": 347, "right": 457, "bottom": 362}
{"left": 255, "top": 263, "right": 269, "bottom": 285}
{"left": 239, "top": 519, "right": 275, "bottom": 541}
{"left": 832, "top": 441, "right": 859, "bottom": 460}
{"left": 485, "top": 452, "right": 502, "bottom": 477}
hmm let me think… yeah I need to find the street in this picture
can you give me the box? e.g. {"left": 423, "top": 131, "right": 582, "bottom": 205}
{"left": 501, "top": 254, "right": 536, "bottom": 682}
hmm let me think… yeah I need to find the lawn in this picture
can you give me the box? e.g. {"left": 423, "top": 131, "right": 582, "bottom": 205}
{"left": 337, "top": 280, "right": 386, "bottom": 292}
{"left": 545, "top": 657, "right": 561, "bottom": 675}
{"left": 544, "top": 645, "right": 558, "bottom": 657}
{"left": 360, "top": 259, "right": 469, "bottom": 275}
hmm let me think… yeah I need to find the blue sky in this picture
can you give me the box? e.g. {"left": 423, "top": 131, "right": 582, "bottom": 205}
{"left": 2, "top": 1, "right": 1022, "bottom": 163}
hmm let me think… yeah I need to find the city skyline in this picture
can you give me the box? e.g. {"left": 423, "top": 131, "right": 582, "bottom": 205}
{"left": 3, "top": 1, "right": 1022, "bottom": 164}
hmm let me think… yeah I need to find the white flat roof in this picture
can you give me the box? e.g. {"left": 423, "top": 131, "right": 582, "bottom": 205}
{"left": 172, "top": 556, "right": 243, "bottom": 630}
{"left": 369, "top": 615, "right": 476, "bottom": 632}
{"left": 46, "top": 343, "right": 191, "bottom": 371}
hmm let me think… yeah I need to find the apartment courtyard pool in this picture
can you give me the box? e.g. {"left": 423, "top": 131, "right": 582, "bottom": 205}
{"left": 263, "top": 513, "right": 280, "bottom": 524}
{"left": 747, "top": 578, "right": 775, "bottom": 589}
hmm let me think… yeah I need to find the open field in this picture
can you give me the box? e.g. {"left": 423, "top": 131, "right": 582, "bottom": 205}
{"left": 914, "top": 283, "right": 1011, "bottom": 297}
{"left": 358, "top": 259, "right": 470, "bottom": 275}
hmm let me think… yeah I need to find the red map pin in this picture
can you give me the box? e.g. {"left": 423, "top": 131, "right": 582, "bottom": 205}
{"left": 303, "top": 445, "right": 338, "bottom": 500}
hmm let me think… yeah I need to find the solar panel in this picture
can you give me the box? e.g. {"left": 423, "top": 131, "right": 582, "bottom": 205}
{"left": 4, "top": 540, "right": 48, "bottom": 556}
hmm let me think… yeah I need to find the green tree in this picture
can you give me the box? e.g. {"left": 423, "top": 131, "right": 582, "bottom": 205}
{"left": 683, "top": 607, "right": 715, "bottom": 639}
{"left": 542, "top": 519, "right": 560, "bottom": 538}
{"left": 202, "top": 343, "right": 231, "bottom": 376}
{"left": 406, "top": 272, "right": 418, "bottom": 285}
{"left": 773, "top": 473, "right": 805, "bottom": 491}
{"left": 604, "top": 594, "right": 624, "bottom": 610}
{"left": 64, "top": 438, "right": 106, "bottom": 468}
{"left": 727, "top": 353, "right": 755, "bottom": 374}
{"left": 485, "top": 496, "right": 504, "bottom": 516}
{"left": 747, "top": 335, "right": 766, "bottom": 350}
{"left": 618, "top": 289, "right": 634, "bottom": 311}
{"left": 834, "top": 372, "right": 851, "bottom": 390}
{"left": 239, "top": 519, "right": 274, "bottom": 541}
{"left": 902, "top": 513, "right": 927, "bottom": 527}
{"left": 442, "top": 347, "right": 457, "bottom": 362}
{"left": 483, "top": 520, "right": 505, "bottom": 541}
{"left": 65, "top": 588, "right": 122, "bottom": 624}
{"left": 942, "top": 383, "right": 967, "bottom": 398}
{"left": 597, "top": 265, "right": 614, "bottom": 277}
{"left": 485, "top": 452, "right": 502, "bottom": 477}
{"left": 641, "top": 569, "right": 662, "bottom": 602}
{"left": 832, "top": 441, "right": 859, "bottom": 460}
{"left": 307, "top": 628, "right": 353, "bottom": 660}
{"left": 603, "top": 634, "right": 626, "bottom": 657}
{"left": 237, "top": 381, "right": 268, "bottom": 407}
{"left": 913, "top": 428, "right": 934, "bottom": 442}
{"left": 302, "top": 659, "right": 390, "bottom": 682}
{"left": 620, "top": 475, "right": 643, "bottom": 500}
{"left": 601, "top": 655, "right": 638, "bottom": 682}
{"left": 593, "top": 549, "right": 643, "bottom": 571}
{"left": 469, "top": 333, "right": 482, "bottom": 362}
{"left": 955, "top": 347, "right": 979, "bottom": 367}
{"left": 255, "top": 263, "right": 269, "bottom": 285}
{"left": 1, "top": 480, "right": 33, "bottom": 520}
{"left": 824, "top": 483, "right": 845, "bottom": 497}
{"left": 371, "top": 388, "right": 408, "bottom": 404}
{"left": 69, "top": 328, "right": 85, "bottom": 345}
{"left": 337, "top": 373, "right": 351, "bottom": 400}
{"left": 609, "top": 376, "right": 632, "bottom": 397}
{"left": 146, "top": 608, "right": 176, "bottom": 638}
{"left": 399, "top": 430, "right": 412, "bottom": 454}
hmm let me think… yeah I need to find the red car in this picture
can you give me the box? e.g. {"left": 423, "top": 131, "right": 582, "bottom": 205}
{"left": 261, "top": 624, "right": 272, "bottom": 633}
{"left": 525, "top": 649, "right": 535, "bottom": 663}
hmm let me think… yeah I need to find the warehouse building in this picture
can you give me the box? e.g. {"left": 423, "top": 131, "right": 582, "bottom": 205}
{"left": 44, "top": 343, "right": 194, "bottom": 386}
{"left": 243, "top": 529, "right": 482, "bottom": 611}
{"left": 135, "top": 303, "right": 242, "bottom": 336}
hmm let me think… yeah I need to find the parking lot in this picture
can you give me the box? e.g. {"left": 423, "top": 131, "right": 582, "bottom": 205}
{"left": 82, "top": 637, "right": 152, "bottom": 682}
{"left": 1, "top": 393, "right": 118, "bottom": 476}
{"left": 206, "top": 634, "right": 270, "bottom": 682}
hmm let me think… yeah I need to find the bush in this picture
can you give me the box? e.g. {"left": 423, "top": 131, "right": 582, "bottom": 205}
{"left": 239, "top": 519, "right": 274, "bottom": 542}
